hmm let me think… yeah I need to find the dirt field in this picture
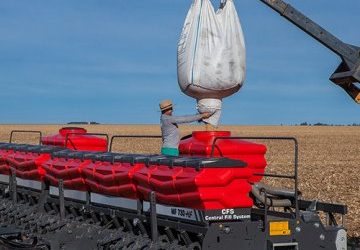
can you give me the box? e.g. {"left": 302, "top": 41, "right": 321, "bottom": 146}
{"left": 0, "top": 124, "right": 359, "bottom": 236}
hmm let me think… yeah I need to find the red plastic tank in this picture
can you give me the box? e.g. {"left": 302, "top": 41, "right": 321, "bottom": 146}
{"left": 41, "top": 127, "right": 107, "bottom": 152}
{"left": 6, "top": 151, "right": 47, "bottom": 181}
{"left": 82, "top": 160, "right": 142, "bottom": 199}
{"left": 0, "top": 146, "right": 12, "bottom": 176}
{"left": 5, "top": 145, "right": 61, "bottom": 181}
{"left": 179, "top": 131, "right": 267, "bottom": 183}
{"left": 42, "top": 152, "right": 90, "bottom": 191}
{"left": 133, "top": 156, "right": 253, "bottom": 210}
{"left": 1, "top": 142, "right": 256, "bottom": 210}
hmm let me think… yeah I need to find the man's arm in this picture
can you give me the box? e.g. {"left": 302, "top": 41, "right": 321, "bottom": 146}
{"left": 167, "top": 114, "right": 203, "bottom": 124}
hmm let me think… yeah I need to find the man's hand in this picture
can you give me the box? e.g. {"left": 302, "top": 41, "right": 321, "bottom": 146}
{"left": 201, "top": 112, "right": 212, "bottom": 119}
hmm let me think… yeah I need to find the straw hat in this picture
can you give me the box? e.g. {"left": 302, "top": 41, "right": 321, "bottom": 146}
{"left": 159, "top": 99, "right": 173, "bottom": 112}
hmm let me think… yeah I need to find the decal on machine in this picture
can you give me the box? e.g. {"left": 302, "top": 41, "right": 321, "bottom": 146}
{"left": 204, "top": 208, "right": 251, "bottom": 222}
{"left": 269, "top": 221, "right": 291, "bottom": 236}
{"left": 143, "top": 202, "right": 201, "bottom": 222}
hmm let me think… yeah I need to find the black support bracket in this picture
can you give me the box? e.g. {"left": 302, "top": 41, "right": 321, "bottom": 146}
{"left": 59, "top": 179, "right": 65, "bottom": 221}
{"left": 149, "top": 191, "right": 158, "bottom": 243}
{"left": 11, "top": 169, "right": 17, "bottom": 203}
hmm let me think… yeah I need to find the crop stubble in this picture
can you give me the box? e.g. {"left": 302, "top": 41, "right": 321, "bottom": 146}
{"left": 0, "top": 124, "right": 358, "bottom": 236}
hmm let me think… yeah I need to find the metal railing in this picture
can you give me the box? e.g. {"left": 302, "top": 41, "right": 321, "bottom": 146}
{"left": 109, "top": 135, "right": 162, "bottom": 152}
{"left": 9, "top": 130, "right": 42, "bottom": 145}
{"left": 210, "top": 136, "right": 299, "bottom": 221}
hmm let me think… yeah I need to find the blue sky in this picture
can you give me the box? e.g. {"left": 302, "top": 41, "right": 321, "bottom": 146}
{"left": 0, "top": 0, "right": 359, "bottom": 125}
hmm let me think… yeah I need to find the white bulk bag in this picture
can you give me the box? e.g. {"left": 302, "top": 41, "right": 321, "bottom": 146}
{"left": 177, "top": 0, "right": 246, "bottom": 126}
{"left": 197, "top": 98, "right": 222, "bottom": 126}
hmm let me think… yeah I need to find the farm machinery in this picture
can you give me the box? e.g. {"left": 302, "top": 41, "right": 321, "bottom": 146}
{"left": 0, "top": 127, "right": 349, "bottom": 249}
{"left": 0, "top": 0, "right": 358, "bottom": 249}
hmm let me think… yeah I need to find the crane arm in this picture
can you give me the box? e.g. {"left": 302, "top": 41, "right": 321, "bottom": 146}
{"left": 259, "top": 0, "right": 360, "bottom": 103}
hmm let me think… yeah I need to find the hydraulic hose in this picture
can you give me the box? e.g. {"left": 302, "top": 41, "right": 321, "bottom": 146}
{"left": 251, "top": 184, "right": 293, "bottom": 207}
{"left": 253, "top": 183, "right": 299, "bottom": 198}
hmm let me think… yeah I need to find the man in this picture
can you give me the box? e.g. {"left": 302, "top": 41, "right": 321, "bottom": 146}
{"left": 160, "top": 99, "right": 211, "bottom": 156}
